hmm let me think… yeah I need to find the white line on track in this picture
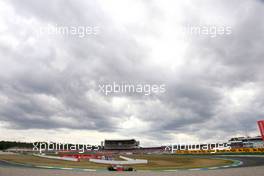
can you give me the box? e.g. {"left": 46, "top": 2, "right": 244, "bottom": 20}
{"left": 61, "top": 168, "right": 73, "bottom": 170}
{"left": 208, "top": 167, "right": 219, "bottom": 169}
{"left": 188, "top": 168, "right": 201, "bottom": 171}
{"left": 83, "top": 169, "right": 96, "bottom": 172}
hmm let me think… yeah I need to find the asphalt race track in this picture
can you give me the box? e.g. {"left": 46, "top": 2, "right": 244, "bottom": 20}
{"left": 0, "top": 156, "right": 264, "bottom": 176}
{"left": 210, "top": 155, "right": 264, "bottom": 168}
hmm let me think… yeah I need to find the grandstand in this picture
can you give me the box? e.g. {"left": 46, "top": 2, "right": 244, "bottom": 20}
{"left": 102, "top": 139, "right": 140, "bottom": 150}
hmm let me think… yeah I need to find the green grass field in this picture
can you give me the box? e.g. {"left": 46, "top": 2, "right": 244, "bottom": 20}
{"left": 124, "top": 154, "right": 232, "bottom": 170}
{"left": 0, "top": 154, "right": 233, "bottom": 170}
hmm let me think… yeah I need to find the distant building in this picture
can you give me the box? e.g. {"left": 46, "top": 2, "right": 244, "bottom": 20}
{"left": 102, "top": 139, "right": 140, "bottom": 150}
{"left": 228, "top": 136, "right": 264, "bottom": 148}
{"left": 5, "top": 147, "right": 33, "bottom": 153}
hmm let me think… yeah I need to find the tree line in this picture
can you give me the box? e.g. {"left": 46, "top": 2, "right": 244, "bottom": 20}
{"left": 0, "top": 141, "right": 34, "bottom": 150}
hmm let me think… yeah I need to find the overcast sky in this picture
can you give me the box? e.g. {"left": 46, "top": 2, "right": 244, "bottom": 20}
{"left": 0, "top": 0, "right": 264, "bottom": 146}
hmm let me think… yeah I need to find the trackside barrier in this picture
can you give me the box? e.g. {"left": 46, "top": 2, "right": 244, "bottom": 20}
{"left": 33, "top": 154, "right": 79, "bottom": 161}
{"left": 119, "top": 156, "right": 135, "bottom": 161}
{"left": 89, "top": 156, "right": 148, "bottom": 165}
{"left": 175, "top": 148, "right": 264, "bottom": 154}
{"left": 61, "top": 154, "right": 101, "bottom": 159}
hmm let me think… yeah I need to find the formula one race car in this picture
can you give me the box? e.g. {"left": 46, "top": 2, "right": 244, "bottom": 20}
{"left": 107, "top": 165, "right": 136, "bottom": 171}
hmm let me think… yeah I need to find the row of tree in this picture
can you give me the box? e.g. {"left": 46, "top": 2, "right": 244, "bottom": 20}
{"left": 0, "top": 141, "right": 34, "bottom": 150}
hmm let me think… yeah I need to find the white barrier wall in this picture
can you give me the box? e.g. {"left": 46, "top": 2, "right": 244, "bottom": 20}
{"left": 89, "top": 156, "right": 147, "bottom": 165}
{"left": 33, "top": 154, "right": 78, "bottom": 162}
{"left": 119, "top": 156, "right": 134, "bottom": 161}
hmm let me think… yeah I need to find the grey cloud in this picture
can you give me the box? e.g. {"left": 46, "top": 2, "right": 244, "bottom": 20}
{"left": 0, "top": 0, "right": 264, "bottom": 144}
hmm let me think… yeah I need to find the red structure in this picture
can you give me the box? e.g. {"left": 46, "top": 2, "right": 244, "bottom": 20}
{"left": 257, "top": 120, "right": 264, "bottom": 141}
{"left": 60, "top": 154, "right": 102, "bottom": 159}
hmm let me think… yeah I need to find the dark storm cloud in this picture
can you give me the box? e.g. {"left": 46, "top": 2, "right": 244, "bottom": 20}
{"left": 177, "top": 0, "right": 264, "bottom": 137}
{"left": 0, "top": 72, "right": 116, "bottom": 130}
{"left": 0, "top": 0, "right": 149, "bottom": 130}
{"left": 136, "top": 0, "right": 264, "bottom": 141}
{"left": 0, "top": 0, "right": 264, "bottom": 143}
